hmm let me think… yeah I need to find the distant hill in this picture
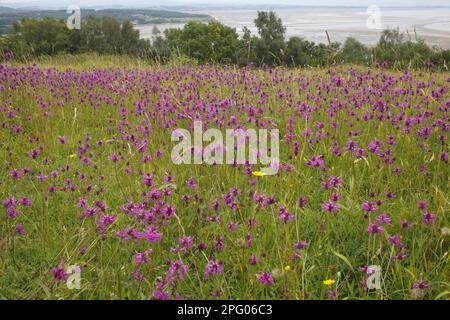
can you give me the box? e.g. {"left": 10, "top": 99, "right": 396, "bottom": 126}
{"left": 0, "top": 7, "right": 212, "bottom": 34}
{"left": 0, "top": 6, "right": 25, "bottom": 14}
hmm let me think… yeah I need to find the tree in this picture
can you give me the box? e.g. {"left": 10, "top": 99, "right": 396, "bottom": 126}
{"left": 101, "top": 16, "right": 122, "bottom": 53}
{"left": 341, "top": 37, "right": 370, "bottom": 65}
{"left": 120, "top": 19, "right": 143, "bottom": 55}
{"left": 4, "top": 17, "right": 72, "bottom": 56}
{"left": 159, "top": 21, "right": 240, "bottom": 64}
{"left": 80, "top": 16, "right": 104, "bottom": 53}
{"left": 373, "top": 28, "right": 438, "bottom": 68}
{"left": 285, "top": 36, "right": 310, "bottom": 67}
{"left": 253, "top": 11, "right": 286, "bottom": 66}
{"left": 76, "top": 16, "right": 149, "bottom": 55}
{"left": 237, "top": 26, "right": 258, "bottom": 66}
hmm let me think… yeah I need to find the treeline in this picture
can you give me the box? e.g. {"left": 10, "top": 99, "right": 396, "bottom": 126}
{"left": 0, "top": 7, "right": 211, "bottom": 34}
{"left": 0, "top": 16, "right": 148, "bottom": 57}
{"left": 1, "top": 11, "right": 449, "bottom": 70}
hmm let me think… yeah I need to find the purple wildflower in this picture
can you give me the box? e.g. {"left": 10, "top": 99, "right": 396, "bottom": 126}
{"left": 204, "top": 258, "right": 223, "bottom": 280}
{"left": 187, "top": 176, "right": 197, "bottom": 189}
{"left": 361, "top": 200, "right": 378, "bottom": 212}
{"left": 322, "top": 201, "right": 340, "bottom": 213}
{"left": 422, "top": 211, "right": 436, "bottom": 225}
{"left": 367, "top": 223, "right": 383, "bottom": 235}
{"left": 50, "top": 260, "right": 68, "bottom": 283}
{"left": 257, "top": 271, "right": 274, "bottom": 285}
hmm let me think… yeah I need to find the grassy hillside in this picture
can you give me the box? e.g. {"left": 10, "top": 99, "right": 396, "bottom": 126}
{"left": 0, "top": 56, "right": 448, "bottom": 299}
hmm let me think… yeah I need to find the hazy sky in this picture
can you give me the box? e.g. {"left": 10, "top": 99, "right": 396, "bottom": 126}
{"left": 1, "top": 0, "right": 450, "bottom": 8}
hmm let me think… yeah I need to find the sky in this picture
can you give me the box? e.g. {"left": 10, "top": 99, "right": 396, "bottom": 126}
{"left": 1, "top": 0, "right": 450, "bottom": 9}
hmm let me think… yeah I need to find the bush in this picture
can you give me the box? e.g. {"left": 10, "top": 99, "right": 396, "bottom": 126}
{"left": 341, "top": 37, "right": 371, "bottom": 65}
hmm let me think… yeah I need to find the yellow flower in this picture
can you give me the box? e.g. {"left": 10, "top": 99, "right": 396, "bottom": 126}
{"left": 323, "top": 279, "right": 335, "bottom": 286}
{"left": 252, "top": 171, "right": 267, "bottom": 177}
{"left": 284, "top": 265, "right": 292, "bottom": 272}
{"left": 69, "top": 154, "right": 77, "bottom": 158}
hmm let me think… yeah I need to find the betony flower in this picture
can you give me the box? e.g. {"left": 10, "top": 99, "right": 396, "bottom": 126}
{"left": 134, "top": 250, "right": 152, "bottom": 266}
{"left": 441, "top": 151, "right": 449, "bottom": 163}
{"left": 361, "top": 200, "right": 378, "bottom": 212}
{"left": 179, "top": 235, "right": 193, "bottom": 249}
{"left": 16, "top": 223, "right": 25, "bottom": 235}
{"left": 3, "top": 51, "right": 13, "bottom": 60}
{"left": 322, "top": 201, "right": 340, "bottom": 213}
{"left": 418, "top": 200, "right": 428, "bottom": 210}
{"left": 278, "top": 205, "right": 294, "bottom": 223}
{"left": 297, "top": 196, "right": 308, "bottom": 208}
{"left": 375, "top": 212, "right": 392, "bottom": 225}
{"left": 187, "top": 176, "right": 197, "bottom": 189}
{"left": 321, "top": 176, "right": 343, "bottom": 190}
{"left": 166, "top": 258, "right": 189, "bottom": 286}
{"left": 412, "top": 277, "right": 431, "bottom": 289}
{"left": 399, "top": 219, "right": 414, "bottom": 229}
{"left": 293, "top": 240, "right": 308, "bottom": 251}
{"left": 248, "top": 254, "right": 259, "bottom": 265}
{"left": 50, "top": 260, "right": 68, "bottom": 283}
{"left": 57, "top": 136, "right": 67, "bottom": 144}
{"left": 257, "top": 271, "right": 274, "bottom": 285}
{"left": 422, "top": 211, "right": 436, "bottom": 225}
{"left": 305, "top": 155, "right": 325, "bottom": 169}
{"left": 204, "top": 258, "right": 223, "bottom": 280}
{"left": 367, "top": 223, "right": 383, "bottom": 235}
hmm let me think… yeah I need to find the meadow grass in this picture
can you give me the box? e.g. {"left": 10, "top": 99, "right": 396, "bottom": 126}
{"left": 0, "top": 56, "right": 448, "bottom": 299}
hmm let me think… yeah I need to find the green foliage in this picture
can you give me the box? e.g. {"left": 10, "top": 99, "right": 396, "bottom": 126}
{"left": 238, "top": 26, "right": 258, "bottom": 66}
{"left": 253, "top": 11, "right": 286, "bottom": 66}
{"left": 340, "top": 37, "right": 371, "bottom": 66}
{"left": 285, "top": 37, "right": 311, "bottom": 67}
{"left": 154, "top": 21, "right": 240, "bottom": 64}
{"left": 0, "top": 16, "right": 150, "bottom": 59}
{"left": 1, "top": 17, "right": 72, "bottom": 57}
{"left": 78, "top": 16, "right": 149, "bottom": 55}
{"left": 372, "top": 29, "right": 438, "bottom": 69}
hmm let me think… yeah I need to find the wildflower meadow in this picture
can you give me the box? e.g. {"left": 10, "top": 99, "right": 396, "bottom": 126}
{"left": 0, "top": 56, "right": 448, "bottom": 300}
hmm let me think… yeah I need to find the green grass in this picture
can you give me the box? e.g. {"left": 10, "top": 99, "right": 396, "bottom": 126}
{"left": 0, "top": 56, "right": 448, "bottom": 300}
